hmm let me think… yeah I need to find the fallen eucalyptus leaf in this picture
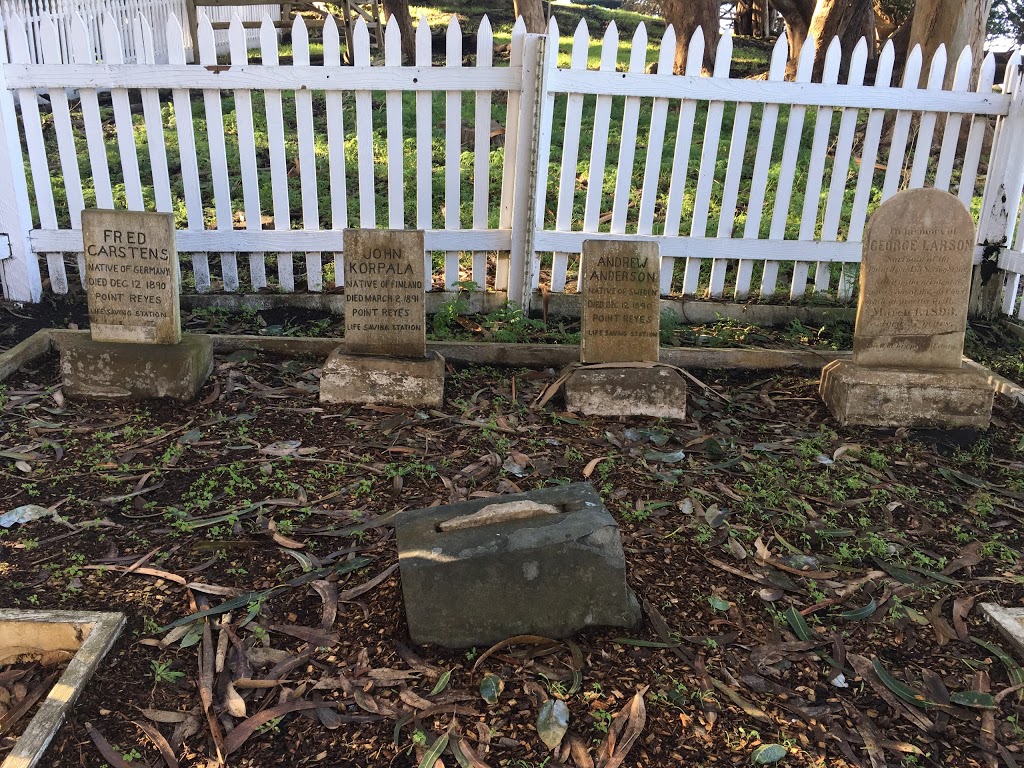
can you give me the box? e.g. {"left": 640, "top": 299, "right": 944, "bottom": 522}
{"left": 480, "top": 673, "right": 504, "bottom": 705}
{"left": 1, "top": 504, "right": 51, "bottom": 528}
{"left": 752, "top": 744, "right": 788, "bottom": 764}
{"left": 537, "top": 699, "right": 569, "bottom": 750}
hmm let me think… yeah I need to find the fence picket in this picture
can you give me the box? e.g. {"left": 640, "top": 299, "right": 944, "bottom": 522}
{"left": 908, "top": 45, "right": 947, "bottom": 188}
{"left": 710, "top": 34, "right": 752, "bottom": 297}
{"left": 416, "top": 14, "right": 433, "bottom": 283}
{"left": 880, "top": 45, "right": 923, "bottom": 201}
{"left": 579, "top": 21, "right": 618, "bottom": 291}
{"left": 292, "top": 15, "right": 320, "bottom": 291}
{"left": 261, "top": 15, "right": 292, "bottom": 290}
{"left": 735, "top": 35, "right": 787, "bottom": 299}
{"left": 230, "top": 15, "right": 266, "bottom": 290}
{"left": 72, "top": 12, "right": 114, "bottom": 214}
{"left": 323, "top": 14, "right": 346, "bottom": 287}
{"left": 384, "top": 15, "right": 404, "bottom": 230}
{"left": 353, "top": 19, "right": 375, "bottom": 230}
{"left": 471, "top": 15, "right": 493, "bottom": 289}
{"left": 137, "top": 15, "right": 171, "bottom": 215}
{"left": 636, "top": 24, "right": 675, "bottom": 238}
{"left": 551, "top": 19, "right": 588, "bottom": 293}
{"left": 610, "top": 22, "right": 646, "bottom": 239}
{"left": 791, "top": 36, "right": 841, "bottom": 299}
{"left": 444, "top": 15, "right": 463, "bottom": 289}
{"left": 102, "top": 13, "right": 144, "bottom": 211}
{"left": 495, "top": 17, "right": 525, "bottom": 292}
{"left": 959, "top": 52, "right": 998, "bottom": 207}
{"left": 934, "top": 46, "right": 973, "bottom": 192}
{"left": 659, "top": 29, "right": 703, "bottom": 294}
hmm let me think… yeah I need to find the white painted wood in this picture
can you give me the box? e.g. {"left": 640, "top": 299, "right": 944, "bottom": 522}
{"left": 471, "top": 15, "right": 493, "bottom": 289}
{"left": 414, "top": 14, "right": 433, "bottom": 284}
{"left": 823, "top": 38, "right": 868, "bottom": 299}
{"left": 959, "top": 52, "right": 997, "bottom": 207}
{"left": 551, "top": 18, "right": 588, "bottom": 293}
{"left": 847, "top": 41, "right": 895, "bottom": 239}
{"left": 881, "top": 45, "right": 923, "bottom": 201}
{"left": 609, "top": 22, "right": 646, "bottom": 236}
{"left": 761, "top": 34, "right": 815, "bottom": 298}
{"left": 167, "top": 12, "right": 208, "bottom": 291}
{"left": 637, "top": 23, "right": 676, "bottom": 237}
{"left": 525, "top": 17, "right": 559, "bottom": 295}
{"left": 292, "top": 15, "right": 320, "bottom": 291}
{"left": 497, "top": 18, "right": 526, "bottom": 294}
{"left": 324, "top": 14, "right": 346, "bottom": 287}
{"left": 735, "top": 35, "right": 787, "bottom": 299}
{"left": 230, "top": 15, "right": 265, "bottom": 291}
{"left": 385, "top": 15, "right": 404, "bottom": 230}
{"left": 579, "top": 20, "right": 619, "bottom": 291}
{"left": 444, "top": 15, "right": 463, "bottom": 290}
{"left": 73, "top": 12, "right": 113, "bottom": 210}
{"left": 934, "top": 46, "right": 973, "bottom": 191}
{"left": 908, "top": 45, "right": 946, "bottom": 188}
{"left": 791, "top": 35, "right": 840, "bottom": 299}
{"left": 660, "top": 29, "right": 703, "bottom": 293}
{"left": 260, "top": 15, "right": 292, "bottom": 291}
{"left": 137, "top": 15, "right": 172, "bottom": 216}
{"left": 103, "top": 12, "right": 143, "bottom": 211}
{"left": 353, "top": 19, "right": 374, "bottom": 230}
{"left": 199, "top": 13, "right": 237, "bottom": 291}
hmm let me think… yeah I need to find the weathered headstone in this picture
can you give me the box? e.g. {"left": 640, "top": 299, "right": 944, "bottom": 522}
{"left": 580, "top": 241, "right": 661, "bottom": 364}
{"left": 58, "top": 210, "right": 211, "bottom": 400}
{"left": 396, "top": 483, "right": 640, "bottom": 648}
{"left": 820, "top": 189, "right": 993, "bottom": 428}
{"left": 320, "top": 229, "right": 444, "bottom": 407}
{"left": 564, "top": 240, "right": 687, "bottom": 420}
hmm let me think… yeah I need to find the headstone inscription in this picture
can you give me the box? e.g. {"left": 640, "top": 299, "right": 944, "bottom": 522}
{"left": 57, "top": 210, "right": 212, "bottom": 401}
{"left": 820, "top": 188, "right": 993, "bottom": 428}
{"left": 320, "top": 229, "right": 445, "bottom": 407}
{"left": 563, "top": 240, "right": 687, "bottom": 420}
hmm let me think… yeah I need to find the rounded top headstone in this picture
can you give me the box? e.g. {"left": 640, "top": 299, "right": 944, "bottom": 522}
{"left": 854, "top": 188, "right": 975, "bottom": 370}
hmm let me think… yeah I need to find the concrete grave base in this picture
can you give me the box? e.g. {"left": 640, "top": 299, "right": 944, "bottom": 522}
{"left": 563, "top": 365, "right": 687, "bottom": 420}
{"left": 820, "top": 360, "right": 994, "bottom": 429}
{"left": 395, "top": 483, "right": 641, "bottom": 648}
{"left": 320, "top": 348, "right": 445, "bottom": 408}
{"left": 57, "top": 333, "right": 213, "bottom": 401}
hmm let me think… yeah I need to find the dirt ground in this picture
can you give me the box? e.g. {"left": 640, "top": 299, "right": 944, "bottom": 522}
{"left": 2, "top": 301, "right": 1024, "bottom": 767}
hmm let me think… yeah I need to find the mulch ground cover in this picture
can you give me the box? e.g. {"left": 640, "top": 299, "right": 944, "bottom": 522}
{"left": 1, "top": 305, "right": 1024, "bottom": 767}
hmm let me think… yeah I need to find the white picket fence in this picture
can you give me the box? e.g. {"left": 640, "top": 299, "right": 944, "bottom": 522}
{"left": 0, "top": 11, "right": 1023, "bottom": 319}
{"left": 0, "top": 0, "right": 276, "bottom": 63}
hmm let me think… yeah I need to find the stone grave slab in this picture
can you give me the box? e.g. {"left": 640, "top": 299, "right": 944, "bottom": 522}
{"left": 395, "top": 483, "right": 640, "bottom": 648}
{"left": 980, "top": 604, "right": 1024, "bottom": 662}
{"left": 321, "top": 229, "right": 445, "bottom": 408}
{"left": 563, "top": 240, "right": 686, "bottom": 419}
{"left": 580, "top": 240, "right": 661, "bottom": 364}
{"left": 59, "top": 210, "right": 212, "bottom": 401}
{"left": 820, "top": 189, "right": 993, "bottom": 428}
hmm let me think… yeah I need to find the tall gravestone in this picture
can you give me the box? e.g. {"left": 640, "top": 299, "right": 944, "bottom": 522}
{"left": 820, "top": 189, "right": 993, "bottom": 428}
{"left": 320, "top": 229, "right": 444, "bottom": 407}
{"left": 58, "top": 210, "right": 212, "bottom": 400}
{"left": 563, "top": 240, "right": 687, "bottom": 420}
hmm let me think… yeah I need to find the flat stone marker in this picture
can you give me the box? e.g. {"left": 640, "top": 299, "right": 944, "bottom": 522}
{"left": 59, "top": 210, "right": 211, "bottom": 401}
{"left": 564, "top": 240, "right": 687, "bottom": 420}
{"left": 580, "top": 240, "right": 660, "bottom": 364}
{"left": 980, "top": 604, "right": 1024, "bottom": 662}
{"left": 83, "top": 209, "right": 180, "bottom": 345}
{"left": 321, "top": 229, "right": 444, "bottom": 408}
{"left": 820, "top": 189, "right": 993, "bottom": 428}
{"left": 343, "top": 228, "right": 426, "bottom": 358}
{"left": 395, "top": 483, "right": 640, "bottom": 648}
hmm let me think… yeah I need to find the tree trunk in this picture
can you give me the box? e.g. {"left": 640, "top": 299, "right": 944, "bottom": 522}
{"left": 662, "top": 0, "right": 720, "bottom": 73}
{"left": 909, "top": 0, "right": 993, "bottom": 87}
{"left": 770, "top": 0, "right": 815, "bottom": 78}
{"left": 807, "top": 0, "right": 875, "bottom": 81}
{"left": 752, "top": 0, "right": 770, "bottom": 37}
{"left": 514, "top": 0, "right": 546, "bottom": 33}
{"left": 382, "top": 0, "right": 416, "bottom": 64}
{"left": 736, "top": 0, "right": 754, "bottom": 36}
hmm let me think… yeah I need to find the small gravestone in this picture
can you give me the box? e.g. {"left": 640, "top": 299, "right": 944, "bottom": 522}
{"left": 395, "top": 483, "right": 640, "bottom": 648}
{"left": 320, "top": 229, "right": 444, "bottom": 407}
{"left": 563, "top": 240, "right": 686, "bottom": 419}
{"left": 58, "top": 210, "right": 211, "bottom": 400}
{"left": 820, "top": 189, "right": 993, "bottom": 428}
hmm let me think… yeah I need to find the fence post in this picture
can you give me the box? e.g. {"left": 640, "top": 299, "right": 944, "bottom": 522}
{"left": 0, "top": 26, "right": 41, "bottom": 303}
{"left": 971, "top": 69, "right": 1024, "bottom": 320}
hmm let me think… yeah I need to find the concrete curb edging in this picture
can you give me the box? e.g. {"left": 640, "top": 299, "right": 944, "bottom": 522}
{"left": 2, "top": 328, "right": 1022, "bottom": 405}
